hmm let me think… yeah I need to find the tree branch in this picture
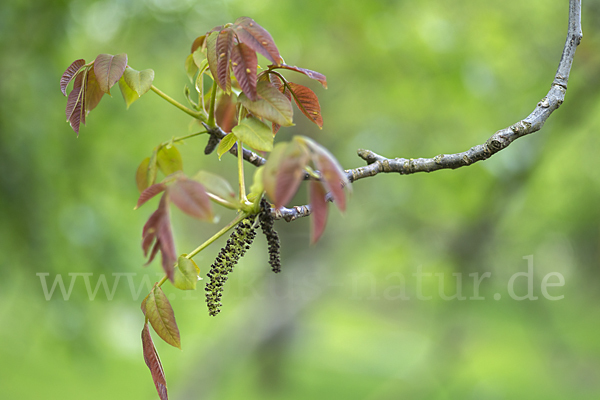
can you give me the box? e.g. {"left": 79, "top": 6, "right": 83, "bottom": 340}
{"left": 273, "top": 0, "right": 582, "bottom": 222}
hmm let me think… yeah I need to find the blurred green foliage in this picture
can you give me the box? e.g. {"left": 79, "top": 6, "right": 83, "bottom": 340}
{"left": 1, "top": 0, "right": 600, "bottom": 399}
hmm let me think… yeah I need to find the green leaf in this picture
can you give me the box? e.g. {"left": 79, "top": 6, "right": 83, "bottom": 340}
{"left": 141, "top": 284, "right": 181, "bottom": 349}
{"left": 93, "top": 53, "right": 128, "bottom": 95}
{"left": 193, "top": 170, "right": 237, "bottom": 204}
{"left": 185, "top": 53, "right": 198, "bottom": 82}
{"left": 205, "top": 31, "right": 219, "bottom": 84}
{"left": 232, "top": 117, "right": 273, "bottom": 152}
{"left": 123, "top": 66, "right": 154, "bottom": 96}
{"left": 262, "top": 142, "right": 289, "bottom": 205}
{"left": 147, "top": 149, "right": 159, "bottom": 188}
{"left": 85, "top": 67, "right": 105, "bottom": 113}
{"left": 141, "top": 323, "right": 168, "bottom": 400}
{"left": 247, "top": 166, "right": 265, "bottom": 203}
{"left": 157, "top": 145, "right": 183, "bottom": 176}
{"left": 118, "top": 76, "right": 139, "bottom": 109}
{"left": 217, "top": 132, "right": 237, "bottom": 159}
{"left": 174, "top": 255, "right": 201, "bottom": 290}
{"left": 136, "top": 157, "right": 152, "bottom": 193}
{"left": 238, "top": 81, "right": 293, "bottom": 127}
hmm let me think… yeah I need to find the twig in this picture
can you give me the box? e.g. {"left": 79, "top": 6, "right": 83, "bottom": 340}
{"left": 272, "top": 0, "right": 582, "bottom": 221}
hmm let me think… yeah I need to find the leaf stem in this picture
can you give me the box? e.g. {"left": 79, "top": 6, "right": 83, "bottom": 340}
{"left": 186, "top": 212, "right": 247, "bottom": 259}
{"left": 207, "top": 81, "right": 218, "bottom": 126}
{"left": 150, "top": 85, "right": 206, "bottom": 121}
{"left": 237, "top": 139, "right": 247, "bottom": 203}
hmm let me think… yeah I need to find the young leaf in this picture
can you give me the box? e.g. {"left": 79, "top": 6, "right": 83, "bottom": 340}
{"left": 205, "top": 31, "right": 219, "bottom": 83}
{"left": 118, "top": 76, "right": 139, "bottom": 109}
{"left": 217, "top": 132, "right": 237, "bottom": 159}
{"left": 85, "top": 67, "right": 104, "bottom": 113}
{"left": 65, "top": 71, "right": 86, "bottom": 135}
{"left": 185, "top": 53, "right": 198, "bottom": 82}
{"left": 262, "top": 142, "right": 288, "bottom": 204}
{"left": 142, "top": 284, "right": 181, "bottom": 349}
{"left": 287, "top": 82, "right": 323, "bottom": 128}
{"left": 232, "top": 117, "right": 273, "bottom": 152}
{"left": 123, "top": 66, "right": 155, "bottom": 96}
{"left": 273, "top": 140, "right": 310, "bottom": 208}
{"left": 136, "top": 157, "right": 152, "bottom": 193}
{"left": 157, "top": 145, "right": 183, "bottom": 176}
{"left": 136, "top": 183, "right": 168, "bottom": 209}
{"left": 191, "top": 35, "right": 206, "bottom": 54}
{"left": 238, "top": 81, "right": 293, "bottom": 127}
{"left": 174, "top": 255, "right": 201, "bottom": 290}
{"left": 233, "top": 17, "right": 282, "bottom": 66}
{"left": 300, "top": 137, "right": 350, "bottom": 212}
{"left": 309, "top": 180, "right": 328, "bottom": 244}
{"left": 142, "top": 194, "right": 177, "bottom": 282}
{"left": 193, "top": 170, "right": 237, "bottom": 204}
{"left": 268, "top": 73, "right": 292, "bottom": 134}
{"left": 141, "top": 323, "right": 168, "bottom": 400}
{"left": 60, "top": 59, "right": 86, "bottom": 96}
{"left": 273, "top": 64, "right": 328, "bottom": 88}
{"left": 215, "top": 93, "right": 237, "bottom": 133}
{"left": 231, "top": 43, "right": 258, "bottom": 101}
{"left": 94, "top": 53, "right": 128, "bottom": 95}
{"left": 247, "top": 166, "right": 265, "bottom": 203}
{"left": 169, "top": 178, "right": 213, "bottom": 221}
{"left": 216, "top": 28, "right": 235, "bottom": 93}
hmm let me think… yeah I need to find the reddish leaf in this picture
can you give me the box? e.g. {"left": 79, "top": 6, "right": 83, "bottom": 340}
{"left": 142, "top": 284, "right": 181, "bottom": 348}
{"left": 142, "top": 194, "right": 177, "bottom": 282}
{"left": 191, "top": 35, "right": 206, "bottom": 53}
{"left": 274, "top": 64, "right": 327, "bottom": 88}
{"left": 231, "top": 43, "right": 258, "bottom": 101}
{"left": 94, "top": 53, "right": 128, "bottom": 94}
{"left": 142, "top": 323, "right": 168, "bottom": 400}
{"left": 274, "top": 141, "right": 310, "bottom": 208}
{"left": 85, "top": 67, "right": 104, "bottom": 113}
{"left": 66, "top": 72, "right": 86, "bottom": 135}
{"left": 215, "top": 94, "right": 237, "bottom": 133}
{"left": 233, "top": 17, "right": 282, "bottom": 66}
{"left": 169, "top": 178, "right": 213, "bottom": 221}
{"left": 60, "top": 59, "right": 85, "bottom": 96}
{"left": 136, "top": 183, "right": 167, "bottom": 209}
{"left": 205, "top": 31, "right": 219, "bottom": 84}
{"left": 302, "top": 137, "right": 350, "bottom": 212}
{"left": 65, "top": 72, "right": 84, "bottom": 122}
{"left": 288, "top": 82, "right": 323, "bottom": 128}
{"left": 216, "top": 28, "right": 235, "bottom": 93}
{"left": 309, "top": 180, "right": 328, "bottom": 244}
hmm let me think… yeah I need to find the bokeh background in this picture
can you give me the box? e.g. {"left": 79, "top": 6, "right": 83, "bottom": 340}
{"left": 1, "top": 0, "right": 600, "bottom": 399}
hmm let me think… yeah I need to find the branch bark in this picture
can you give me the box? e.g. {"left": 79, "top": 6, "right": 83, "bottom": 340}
{"left": 273, "top": 0, "right": 582, "bottom": 222}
